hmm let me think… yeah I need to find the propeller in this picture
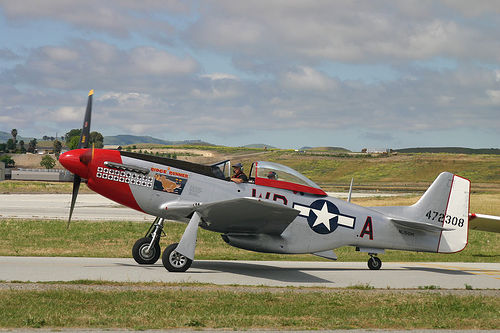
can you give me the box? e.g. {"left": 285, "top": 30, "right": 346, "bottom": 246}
{"left": 67, "top": 89, "right": 93, "bottom": 229}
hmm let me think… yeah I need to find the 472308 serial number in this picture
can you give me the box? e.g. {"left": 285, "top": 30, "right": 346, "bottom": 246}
{"left": 425, "top": 210, "right": 465, "bottom": 227}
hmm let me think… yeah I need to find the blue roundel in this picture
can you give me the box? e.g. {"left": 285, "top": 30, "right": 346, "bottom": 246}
{"left": 307, "top": 200, "right": 340, "bottom": 234}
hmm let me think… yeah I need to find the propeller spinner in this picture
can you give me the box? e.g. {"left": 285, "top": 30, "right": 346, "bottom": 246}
{"left": 59, "top": 90, "right": 93, "bottom": 228}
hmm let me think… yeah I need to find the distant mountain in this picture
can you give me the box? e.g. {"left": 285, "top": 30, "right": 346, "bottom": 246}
{"left": 241, "top": 144, "right": 276, "bottom": 149}
{"left": 300, "top": 146, "right": 351, "bottom": 152}
{"left": 0, "top": 131, "right": 32, "bottom": 143}
{"left": 0, "top": 131, "right": 11, "bottom": 142}
{"left": 104, "top": 135, "right": 214, "bottom": 146}
{"left": 394, "top": 147, "right": 500, "bottom": 155}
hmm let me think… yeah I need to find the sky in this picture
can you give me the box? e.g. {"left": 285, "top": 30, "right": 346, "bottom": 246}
{"left": 0, "top": 0, "right": 499, "bottom": 151}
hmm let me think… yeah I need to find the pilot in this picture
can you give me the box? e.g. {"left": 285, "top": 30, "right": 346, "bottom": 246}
{"left": 267, "top": 171, "right": 277, "bottom": 180}
{"left": 231, "top": 163, "right": 248, "bottom": 183}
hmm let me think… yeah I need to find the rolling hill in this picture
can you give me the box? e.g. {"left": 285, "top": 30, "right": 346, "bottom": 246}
{"left": 103, "top": 135, "right": 214, "bottom": 146}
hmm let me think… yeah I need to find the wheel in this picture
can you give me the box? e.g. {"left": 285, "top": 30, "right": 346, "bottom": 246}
{"left": 368, "top": 256, "right": 382, "bottom": 270}
{"left": 132, "top": 237, "right": 161, "bottom": 265}
{"left": 162, "top": 243, "right": 192, "bottom": 272}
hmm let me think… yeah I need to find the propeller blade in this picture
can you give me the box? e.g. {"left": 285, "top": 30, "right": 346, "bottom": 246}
{"left": 67, "top": 89, "right": 93, "bottom": 228}
{"left": 67, "top": 175, "right": 81, "bottom": 229}
{"left": 78, "top": 89, "right": 93, "bottom": 149}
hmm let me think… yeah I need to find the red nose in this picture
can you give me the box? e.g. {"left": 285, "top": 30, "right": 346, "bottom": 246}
{"left": 59, "top": 149, "right": 92, "bottom": 179}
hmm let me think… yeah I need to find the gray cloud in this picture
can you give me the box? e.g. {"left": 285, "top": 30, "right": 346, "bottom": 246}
{"left": 186, "top": 1, "right": 500, "bottom": 67}
{"left": 0, "top": 0, "right": 190, "bottom": 39}
{"left": 0, "top": 1, "right": 499, "bottom": 148}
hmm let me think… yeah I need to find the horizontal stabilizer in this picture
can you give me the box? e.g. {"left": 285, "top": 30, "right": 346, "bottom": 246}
{"left": 390, "top": 217, "right": 454, "bottom": 233}
{"left": 469, "top": 213, "right": 500, "bottom": 233}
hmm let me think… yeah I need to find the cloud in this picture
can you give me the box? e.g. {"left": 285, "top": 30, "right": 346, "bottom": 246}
{"left": 281, "top": 66, "right": 338, "bottom": 91}
{"left": 3, "top": 41, "right": 199, "bottom": 90}
{"left": 200, "top": 73, "right": 238, "bottom": 81}
{"left": 0, "top": 0, "right": 190, "bottom": 38}
{"left": 0, "top": 1, "right": 499, "bottom": 149}
{"left": 185, "top": 1, "right": 500, "bottom": 66}
{"left": 0, "top": 48, "right": 20, "bottom": 60}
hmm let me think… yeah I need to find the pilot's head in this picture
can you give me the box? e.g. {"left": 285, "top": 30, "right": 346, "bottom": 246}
{"left": 267, "top": 171, "right": 277, "bottom": 180}
{"left": 232, "top": 163, "right": 243, "bottom": 172}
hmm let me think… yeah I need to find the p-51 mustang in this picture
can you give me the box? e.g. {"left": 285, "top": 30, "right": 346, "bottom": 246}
{"left": 59, "top": 91, "right": 500, "bottom": 272}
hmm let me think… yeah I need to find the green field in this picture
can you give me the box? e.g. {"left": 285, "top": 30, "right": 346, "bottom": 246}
{"left": 1, "top": 218, "right": 499, "bottom": 262}
{"left": 0, "top": 286, "right": 498, "bottom": 330}
{"left": 2, "top": 151, "right": 500, "bottom": 193}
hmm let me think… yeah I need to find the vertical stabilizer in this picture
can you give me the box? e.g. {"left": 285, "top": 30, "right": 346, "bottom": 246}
{"left": 413, "top": 172, "right": 470, "bottom": 253}
{"left": 372, "top": 172, "right": 470, "bottom": 253}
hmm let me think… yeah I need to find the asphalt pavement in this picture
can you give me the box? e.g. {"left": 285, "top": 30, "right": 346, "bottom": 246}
{"left": 1, "top": 257, "right": 499, "bottom": 289}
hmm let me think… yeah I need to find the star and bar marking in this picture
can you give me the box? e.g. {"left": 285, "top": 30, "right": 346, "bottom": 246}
{"left": 293, "top": 199, "right": 356, "bottom": 234}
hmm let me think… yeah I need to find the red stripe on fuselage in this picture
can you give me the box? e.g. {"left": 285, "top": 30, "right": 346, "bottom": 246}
{"left": 86, "top": 149, "right": 144, "bottom": 213}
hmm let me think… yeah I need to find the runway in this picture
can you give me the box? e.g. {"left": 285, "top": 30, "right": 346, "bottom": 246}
{"left": 0, "top": 192, "right": 401, "bottom": 221}
{"left": 0, "top": 194, "right": 151, "bottom": 221}
{"left": 1, "top": 257, "right": 499, "bottom": 289}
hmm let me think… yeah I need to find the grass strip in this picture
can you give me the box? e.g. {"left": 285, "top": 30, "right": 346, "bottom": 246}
{"left": 0, "top": 288, "right": 498, "bottom": 329}
{"left": 0, "top": 218, "right": 499, "bottom": 261}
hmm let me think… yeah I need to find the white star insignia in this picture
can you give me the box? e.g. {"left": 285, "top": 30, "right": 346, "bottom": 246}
{"left": 311, "top": 202, "right": 338, "bottom": 231}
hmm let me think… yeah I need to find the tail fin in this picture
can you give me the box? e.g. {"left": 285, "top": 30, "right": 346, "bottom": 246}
{"left": 374, "top": 172, "right": 470, "bottom": 253}
{"left": 413, "top": 172, "right": 470, "bottom": 253}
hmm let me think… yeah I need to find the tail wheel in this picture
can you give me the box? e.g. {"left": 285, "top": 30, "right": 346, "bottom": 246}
{"left": 368, "top": 256, "right": 382, "bottom": 270}
{"left": 162, "top": 243, "right": 192, "bottom": 272}
{"left": 132, "top": 237, "right": 161, "bottom": 265}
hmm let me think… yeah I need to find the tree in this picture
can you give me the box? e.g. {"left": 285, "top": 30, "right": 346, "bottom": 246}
{"left": 6, "top": 139, "right": 15, "bottom": 152}
{"left": 11, "top": 129, "right": 17, "bottom": 146}
{"left": 53, "top": 140, "right": 62, "bottom": 157}
{"left": 65, "top": 129, "right": 81, "bottom": 143}
{"left": 65, "top": 129, "right": 104, "bottom": 149}
{"left": 27, "top": 139, "right": 37, "bottom": 153}
{"left": 67, "top": 136, "right": 80, "bottom": 150}
{"left": 0, "top": 143, "right": 6, "bottom": 153}
{"left": 89, "top": 131, "right": 104, "bottom": 148}
{"left": 0, "top": 155, "right": 15, "bottom": 168}
{"left": 19, "top": 140, "right": 26, "bottom": 154}
{"left": 40, "top": 155, "right": 56, "bottom": 169}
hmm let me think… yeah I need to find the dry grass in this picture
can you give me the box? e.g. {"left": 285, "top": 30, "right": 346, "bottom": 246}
{"left": 0, "top": 288, "right": 498, "bottom": 329}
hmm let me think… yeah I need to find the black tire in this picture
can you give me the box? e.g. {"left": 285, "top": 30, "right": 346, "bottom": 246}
{"left": 132, "top": 237, "right": 161, "bottom": 265}
{"left": 162, "top": 243, "right": 192, "bottom": 272}
{"left": 368, "top": 256, "right": 382, "bottom": 270}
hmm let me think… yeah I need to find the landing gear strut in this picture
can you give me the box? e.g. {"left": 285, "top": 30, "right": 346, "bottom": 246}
{"left": 367, "top": 254, "right": 382, "bottom": 270}
{"left": 132, "top": 217, "right": 165, "bottom": 265}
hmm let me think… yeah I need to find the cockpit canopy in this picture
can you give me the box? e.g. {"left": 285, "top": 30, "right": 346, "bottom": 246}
{"left": 250, "top": 161, "right": 326, "bottom": 196}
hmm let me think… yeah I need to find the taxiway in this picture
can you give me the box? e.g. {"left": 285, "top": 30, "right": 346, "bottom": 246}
{"left": 0, "top": 257, "right": 498, "bottom": 289}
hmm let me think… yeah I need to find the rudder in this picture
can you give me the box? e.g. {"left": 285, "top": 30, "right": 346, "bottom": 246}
{"left": 413, "top": 172, "right": 470, "bottom": 253}
{"left": 436, "top": 175, "right": 470, "bottom": 253}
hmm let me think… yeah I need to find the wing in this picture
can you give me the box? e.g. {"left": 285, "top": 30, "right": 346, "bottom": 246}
{"left": 469, "top": 213, "right": 500, "bottom": 233}
{"left": 196, "top": 197, "right": 300, "bottom": 235}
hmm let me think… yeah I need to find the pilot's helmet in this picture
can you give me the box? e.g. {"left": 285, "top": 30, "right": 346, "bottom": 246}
{"left": 233, "top": 163, "right": 243, "bottom": 169}
{"left": 267, "top": 171, "right": 277, "bottom": 179}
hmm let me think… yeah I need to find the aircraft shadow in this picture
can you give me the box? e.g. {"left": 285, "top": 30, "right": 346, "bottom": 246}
{"left": 401, "top": 266, "right": 474, "bottom": 275}
{"left": 191, "top": 261, "right": 332, "bottom": 284}
{"left": 115, "top": 261, "right": 332, "bottom": 283}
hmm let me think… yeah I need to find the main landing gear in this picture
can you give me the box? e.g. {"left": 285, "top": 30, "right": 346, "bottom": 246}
{"left": 367, "top": 253, "right": 382, "bottom": 270}
{"left": 132, "top": 217, "right": 164, "bottom": 265}
{"left": 132, "top": 217, "right": 193, "bottom": 272}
